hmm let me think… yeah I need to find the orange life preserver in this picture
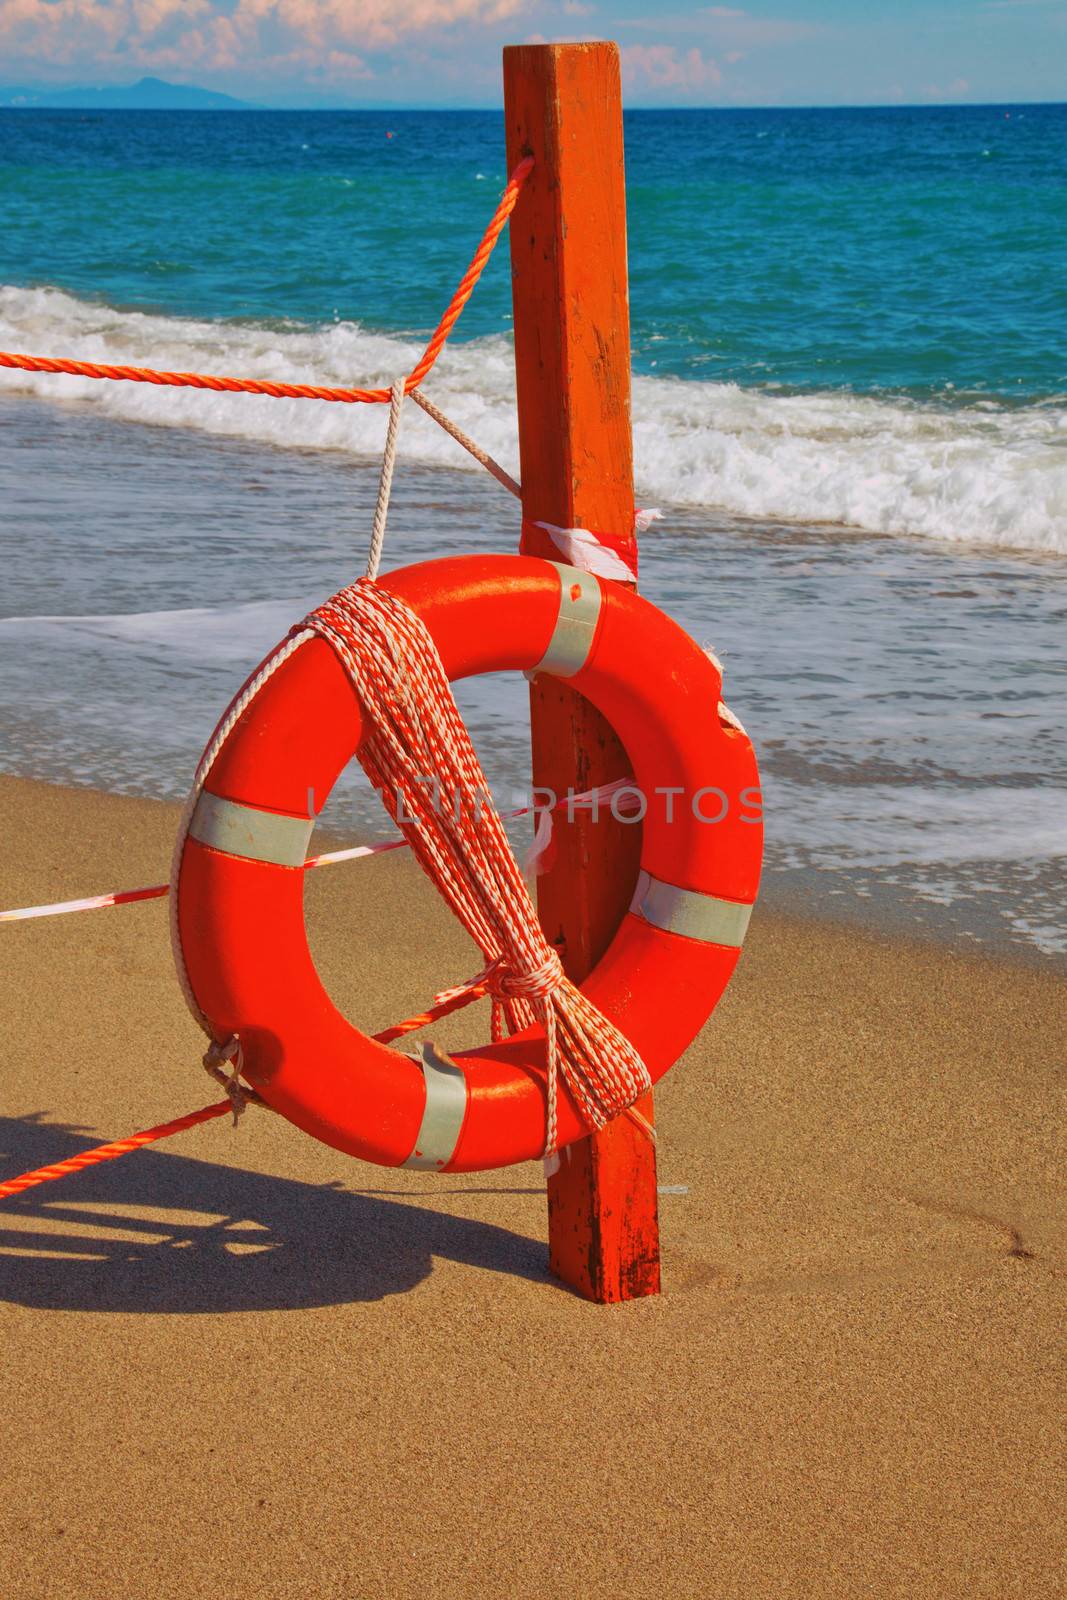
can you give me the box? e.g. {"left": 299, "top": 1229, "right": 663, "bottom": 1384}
{"left": 173, "top": 555, "right": 762, "bottom": 1172}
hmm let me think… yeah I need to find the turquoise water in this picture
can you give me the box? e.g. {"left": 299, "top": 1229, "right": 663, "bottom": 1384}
{"left": 1, "top": 104, "right": 1065, "bottom": 400}
{"left": 2, "top": 104, "right": 1065, "bottom": 552}
{"left": 0, "top": 106, "right": 1064, "bottom": 959}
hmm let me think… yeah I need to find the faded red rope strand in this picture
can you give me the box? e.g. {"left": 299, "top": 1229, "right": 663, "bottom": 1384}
{"left": 0, "top": 1102, "right": 234, "bottom": 1199}
{"left": 0, "top": 156, "right": 533, "bottom": 406}
{"left": 0, "top": 977, "right": 494, "bottom": 1201}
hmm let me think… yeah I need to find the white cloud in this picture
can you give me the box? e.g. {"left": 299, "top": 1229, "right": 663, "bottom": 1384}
{"left": 0, "top": 0, "right": 525, "bottom": 83}
{"left": 621, "top": 43, "right": 723, "bottom": 91}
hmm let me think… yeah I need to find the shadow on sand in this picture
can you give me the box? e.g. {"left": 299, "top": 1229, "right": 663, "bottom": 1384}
{"left": 0, "top": 1115, "right": 551, "bottom": 1314}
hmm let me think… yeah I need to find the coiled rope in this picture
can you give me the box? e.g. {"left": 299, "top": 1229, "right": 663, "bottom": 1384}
{"left": 301, "top": 576, "right": 651, "bottom": 1154}
{"left": 307, "top": 383, "right": 649, "bottom": 1152}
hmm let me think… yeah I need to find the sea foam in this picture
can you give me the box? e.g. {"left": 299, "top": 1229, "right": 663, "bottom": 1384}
{"left": 1, "top": 283, "right": 1065, "bottom": 556}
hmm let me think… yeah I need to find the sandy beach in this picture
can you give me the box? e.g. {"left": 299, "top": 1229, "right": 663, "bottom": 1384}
{"left": 1, "top": 773, "right": 1063, "bottom": 1598}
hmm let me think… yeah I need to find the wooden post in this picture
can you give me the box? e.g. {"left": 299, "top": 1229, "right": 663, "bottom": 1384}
{"left": 504, "top": 41, "right": 661, "bottom": 1302}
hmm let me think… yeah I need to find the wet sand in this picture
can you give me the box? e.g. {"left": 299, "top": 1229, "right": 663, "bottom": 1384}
{"left": 1, "top": 774, "right": 1064, "bottom": 1599}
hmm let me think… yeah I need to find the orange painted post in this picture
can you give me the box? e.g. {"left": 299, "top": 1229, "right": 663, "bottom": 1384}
{"left": 504, "top": 41, "right": 661, "bottom": 1302}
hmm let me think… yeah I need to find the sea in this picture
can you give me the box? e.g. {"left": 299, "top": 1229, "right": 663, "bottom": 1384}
{"left": 0, "top": 105, "right": 1064, "bottom": 962}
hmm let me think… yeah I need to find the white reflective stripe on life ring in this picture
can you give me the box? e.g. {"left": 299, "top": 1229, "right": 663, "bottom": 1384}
{"left": 531, "top": 563, "right": 602, "bottom": 679}
{"left": 402, "top": 1042, "right": 469, "bottom": 1170}
{"left": 630, "top": 869, "right": 752, "bottom": 949}
{"left": 189, "top": 792, "right": 314, "bottom": 868}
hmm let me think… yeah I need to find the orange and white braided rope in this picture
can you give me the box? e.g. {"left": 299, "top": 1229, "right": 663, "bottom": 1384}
{"left": 324, "top": 383, "right": 647, "bottom": 1150}
{"left": 301, "top": 574, "right": 651, "bottom": 1153}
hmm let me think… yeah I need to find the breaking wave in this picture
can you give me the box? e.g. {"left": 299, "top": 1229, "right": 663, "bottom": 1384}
{"left": 2, "top": 283, "right": 1065, "bottom": 555}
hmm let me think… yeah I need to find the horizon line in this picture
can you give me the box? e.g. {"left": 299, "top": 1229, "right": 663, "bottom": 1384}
{"left": 3, "top": 98, "right": 1065, "bottom": 113}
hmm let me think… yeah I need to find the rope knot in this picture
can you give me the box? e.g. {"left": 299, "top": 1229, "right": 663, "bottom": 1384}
{"left": 203, "top": 1034, "right": 248, "bottom": 1125}
{"left": 490, "top": 949, "right": 565, "bottom": 1003}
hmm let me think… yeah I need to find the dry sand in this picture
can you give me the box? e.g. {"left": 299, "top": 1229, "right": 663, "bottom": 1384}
{"left": 1, "top": 774, "right": 1064, "bottom": 1600}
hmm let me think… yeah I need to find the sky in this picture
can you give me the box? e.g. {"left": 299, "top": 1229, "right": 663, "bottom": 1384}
{"left": 0, "top": 0, "right": 1063, "bottom": 108}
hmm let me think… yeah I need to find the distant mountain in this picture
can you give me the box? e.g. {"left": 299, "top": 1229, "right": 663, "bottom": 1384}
{"left": 0, "top": 77, "right": 253, "bottom": 110}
